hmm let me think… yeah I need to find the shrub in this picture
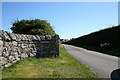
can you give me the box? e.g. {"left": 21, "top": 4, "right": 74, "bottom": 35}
{"left": 10, "top": 19, "right": 55, "bottom": 35}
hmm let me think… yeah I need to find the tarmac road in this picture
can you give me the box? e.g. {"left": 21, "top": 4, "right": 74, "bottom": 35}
{"left": 64, "top": 44, "right": 119, "bottom": 78}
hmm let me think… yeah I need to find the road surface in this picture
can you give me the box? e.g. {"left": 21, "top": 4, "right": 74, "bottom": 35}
{"left": 64, "top": 44, "right": 119, "bottom": 78}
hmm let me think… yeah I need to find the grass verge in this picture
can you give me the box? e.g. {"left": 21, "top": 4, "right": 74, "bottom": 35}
{"left": 2, "top": 45, "right": 98, "bottom": 78}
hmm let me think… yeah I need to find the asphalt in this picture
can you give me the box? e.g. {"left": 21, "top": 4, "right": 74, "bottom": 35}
{"left": 64, "top": 44, "right": 119, "bottom": 78}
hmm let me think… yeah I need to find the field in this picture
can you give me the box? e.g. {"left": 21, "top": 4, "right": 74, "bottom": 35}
{"left": 2, "top": 45, "right": 98, "bottom": 78}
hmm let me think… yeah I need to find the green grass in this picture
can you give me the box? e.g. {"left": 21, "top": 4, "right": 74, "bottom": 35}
{"left": 2, "top": 45, "right": 98, "bottom": 78}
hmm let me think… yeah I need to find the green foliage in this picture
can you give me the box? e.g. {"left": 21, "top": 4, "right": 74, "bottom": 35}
{"left": 65, "top": 25, "right": 120, "bottom": 57}
{"left": 10, "top": 19, "right": 55, "bottom": 35}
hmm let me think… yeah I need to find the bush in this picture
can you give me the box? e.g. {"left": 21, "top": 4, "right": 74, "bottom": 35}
{"left": 64, "top": 25, "right": 120, "bottom": 57}
{"left": 10, "top": 19, "right": 55, "bottom": 35}
{"left": 65, "top": 25, "right": 120, "bottom": 47}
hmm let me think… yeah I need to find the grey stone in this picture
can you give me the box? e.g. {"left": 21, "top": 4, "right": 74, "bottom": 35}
{"left": 0, "top": 57, "right": 8, "bottom": 65}
{"left": 16, "top": 34, "right": 22, "bottom": 41}
{"left": 21, "top": 35, "right": 27, "bottom": 41}
{"left": 12, "top": 60, "right": 17, "bottom": 63}
{"left": 2, "top": 51, "right": 9, "bottom": 57}
{"left": 31, "top": 35, "right": 38, "bottom": 41}
{"left": 29, "top": 53, "right": 35, "bottom": 57}
{"left": 28, "top": 35, "right": 32, "bottom": 41}
{"left": 4, "top": 63, "right": 12, "bottom": 67}
{"left": 16, "top": 58, "right": 20, "bottom": 61}
{"left": 0, "top": 46, "right": 3, "bottom": 56}
{"left": 3, "top": 47, "right": 7, "bottom": 52}
{"left": 9, "top": 33, "right": 16, "bottom": 40}
{"left": 3, "top": 32, "right": 11, "bottom": 41}
{"left": 21, "top": 53, "right": 28, "bottom": 58}
{"left": 12, "top": 41, "right": 17, "bottom": 46}
{"left": 13, "top": 47, "right": 18, "bottom": 52}
{"left": 16, "top": 48, "right": 21, "bottom": 54}
{"left": 0, "top": 31, "right": 3, "bottom": 40}
{"left": 40, "top": 36, "right": 45, "bottom": 41}
{"left": 0, "top": 30, "right": 59, "bottom": 68}
{"left": 8, "top": 56, "right": 15, "bottom": 62}
{"left": 10, "top": 52, "right": 18, "bottom": 59}
{"left": 21, "top": 44, "right": 27, "bottom": 48}
{"left": 35, "top": 35, "right": 41, "bottom": 40}
{"left": 0, "top": 37, "right": 2, "bottom": 40}
{"left": 13, "top": 52, "right": 19, "bottom": 59}
{"left": 45, "top": 35, "right": 52, "bottom": 40}
{"left": 0, "top": 40, "right": 3, "bottom": 46}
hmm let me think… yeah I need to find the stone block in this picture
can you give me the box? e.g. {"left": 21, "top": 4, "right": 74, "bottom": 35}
{"left": 0, "top": 57, "right": 8, "bottom": 65}
{"left": 8, "top": 56, "right": 15, "bottom": 62}
{"left": 12, "top": 41, "right": 17, "bottom": 46}
{"left": 14, "top": 52, "right": 19, "bottom": 59}
{"left": 16, "top": 34, "right": 22, "bottom": 41}
{"left": 10, "top": 52, "right": 19, "bottom": 59}
{"left": 35, "top": 35, "right": 41, "bottom": 40}
{"left": 21, "top": 53, "right": 28, "bottom": 58}
{"left": 32, "top": 35, "right": 38, "bottom": 41}
{"left": 45, "top": 35, "right": 51, "bottom": 40}
{"left": 4, "top": 63, "right": 12, "bottom": 67}
{"left": 0, "top": 40, "right": 3, "bottom": 46}
{"left": 3, "top": 32, "right": 11, "bottom": 41}
{"left": 12, "top": 60, "right": 17, "bottom": 63}
{"left": 21, "top": 44, "right": 27, "bottom": 48}
{"left": 0, "top": 46, "right": 3, "bottom": 56}
{"left": 39, "top": 36, "right": 45, "bottom": 41}
{"left": 29, "top": 53, "right": 33, "bottom": 57}
{"left": 9, "top": 33, "right": 17, "bottom": 40}
{"left": 25, "top": 35, "right": 30, "bottom": 41}
{"left": 2, "top": 51, "right": 9, "bottom": 57}
{"left": 16, "top": 58, "right": 20, "bottom": 61}
{"left": 22, "top": 35, "right": 28, "bottom": 40}
{"left": 3, "top": 47, "right": 7, "bottom": 52}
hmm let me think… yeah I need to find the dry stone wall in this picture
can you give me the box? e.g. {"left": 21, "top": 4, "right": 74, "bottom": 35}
{"left": 0, "top": 30, "right": 59, "bottom": 68}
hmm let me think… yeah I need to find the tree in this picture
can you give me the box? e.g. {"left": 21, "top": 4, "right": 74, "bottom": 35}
{"left": 10, "top": 19, "right": 55, "bottom": 35}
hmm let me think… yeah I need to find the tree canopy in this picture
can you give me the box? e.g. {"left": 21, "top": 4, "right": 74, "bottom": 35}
{"left": 10, "top": 19, "right": 55, "bottom": 35}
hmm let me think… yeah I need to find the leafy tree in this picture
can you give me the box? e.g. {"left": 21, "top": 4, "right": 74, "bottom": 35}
{"left": 10, "top": 19, "right": 55, "bottom": 35}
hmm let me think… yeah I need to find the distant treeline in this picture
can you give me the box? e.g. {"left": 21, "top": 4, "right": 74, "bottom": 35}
{"left": 64, "top": 25, "right": 120, "bottom": 57}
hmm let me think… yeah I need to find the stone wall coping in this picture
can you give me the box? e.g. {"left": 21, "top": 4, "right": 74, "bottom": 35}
{"left": 0, "top": 30, "right": 59, "bottom": 42}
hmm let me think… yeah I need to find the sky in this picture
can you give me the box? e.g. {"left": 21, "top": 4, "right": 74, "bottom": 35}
{"left": 1, "top": 2, "right": 118, "bottom": 39}
{"left": 1, "top": 0, "right": 120, "bottom": 2}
